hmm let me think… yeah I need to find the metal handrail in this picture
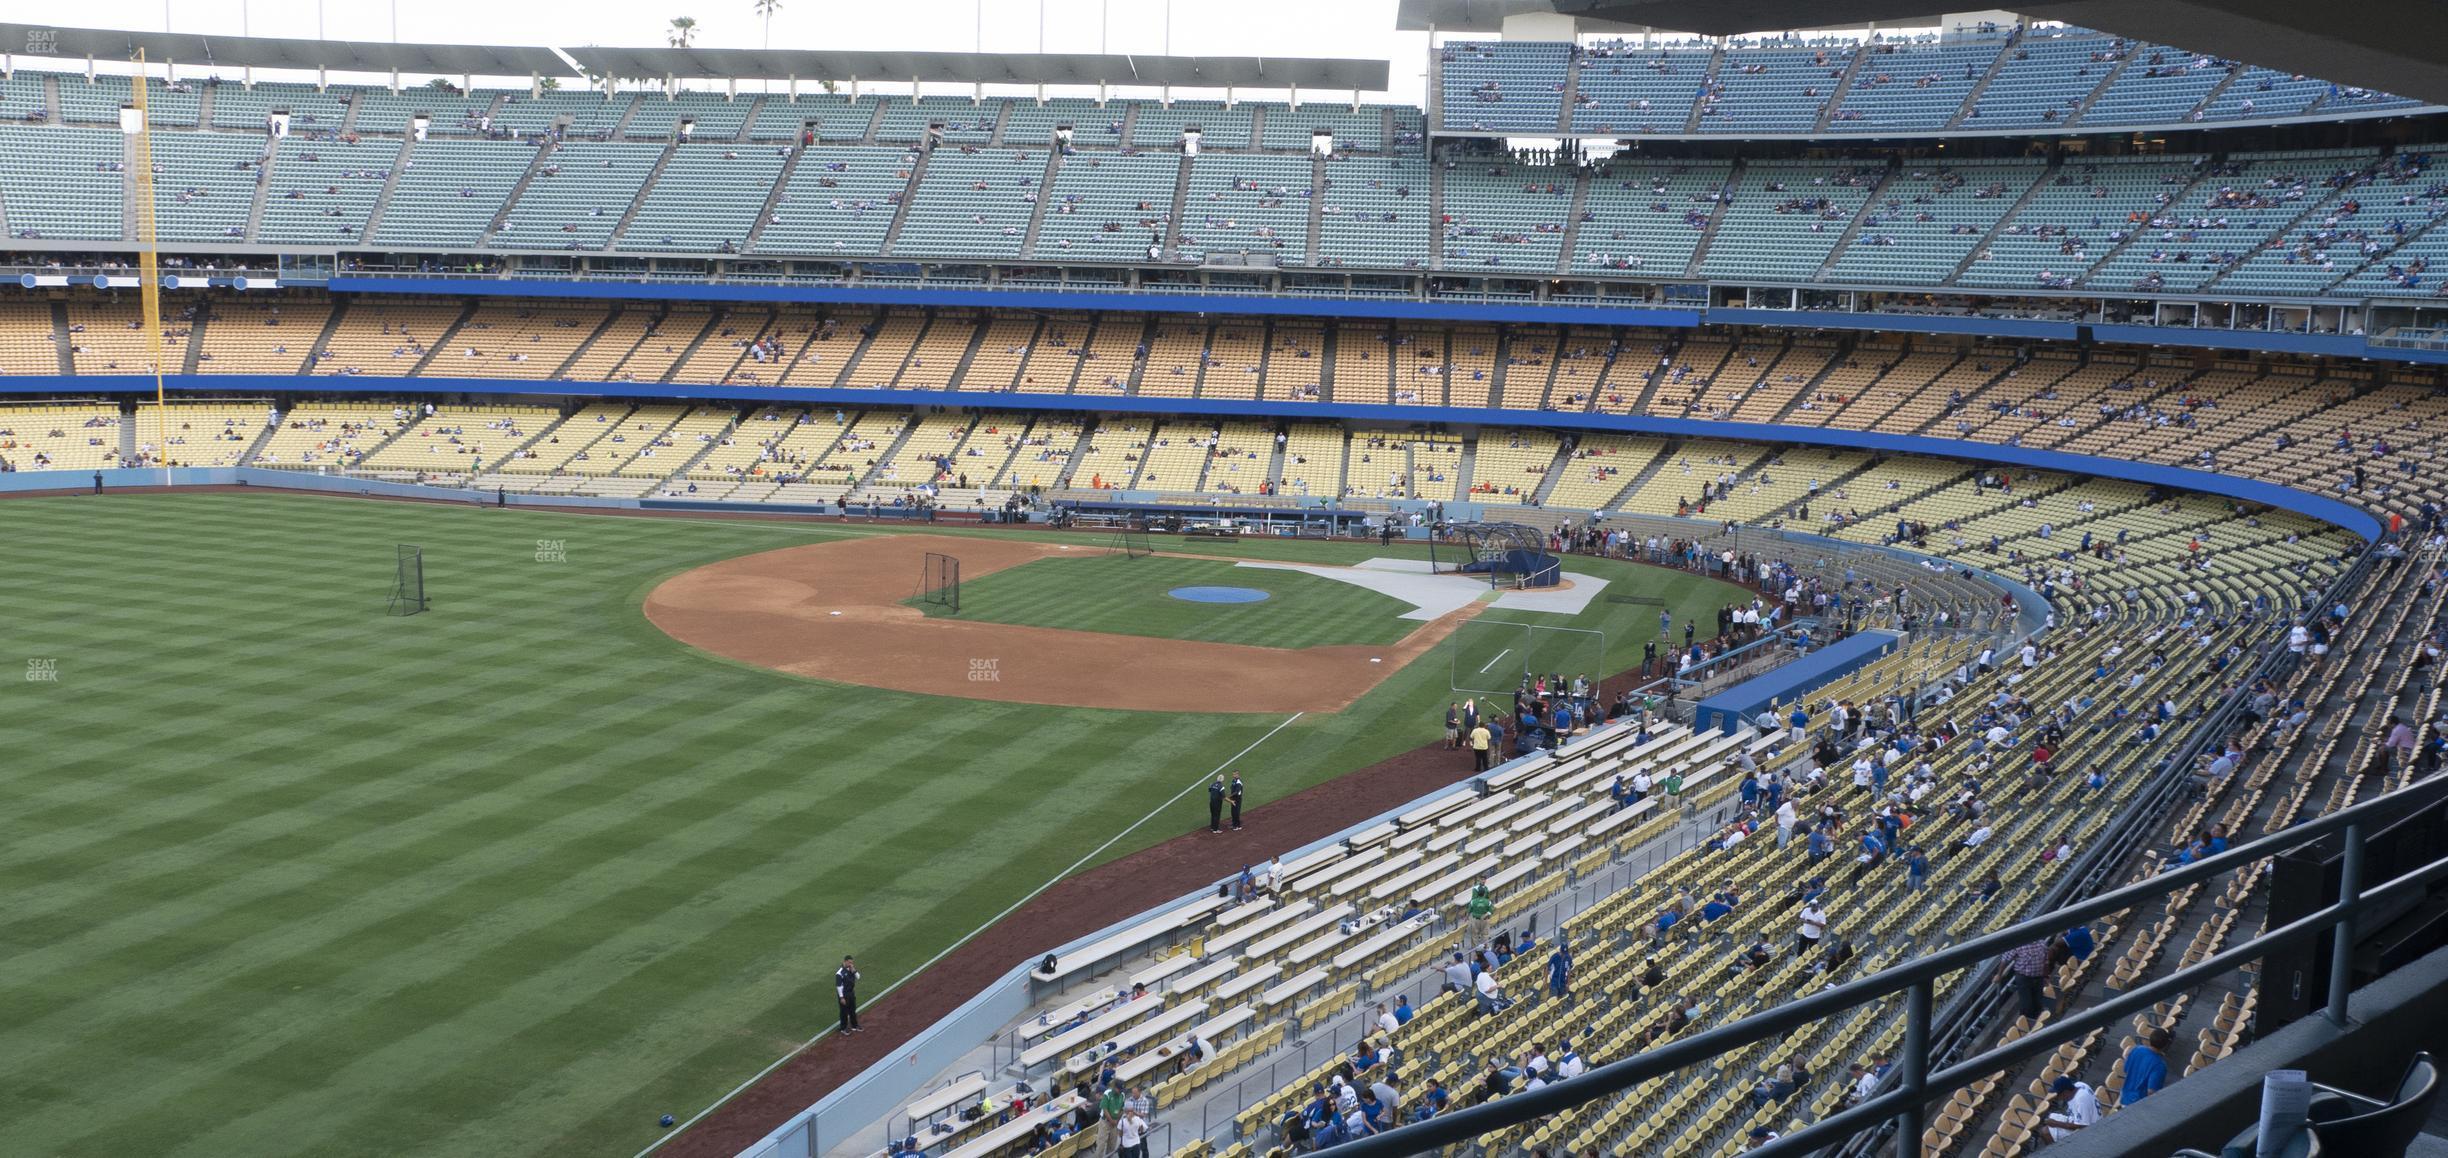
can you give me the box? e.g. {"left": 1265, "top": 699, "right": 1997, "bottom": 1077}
{"left": 1826, "top": 541, "right": 2393, "bottom": 1156}
{"left": 1317, "top": 770, "right": 2448, "bottom": 1158}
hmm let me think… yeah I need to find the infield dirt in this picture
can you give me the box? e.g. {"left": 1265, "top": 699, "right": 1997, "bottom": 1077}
{"left": 644, "top": 534, "right": 1482, "bottom": 713}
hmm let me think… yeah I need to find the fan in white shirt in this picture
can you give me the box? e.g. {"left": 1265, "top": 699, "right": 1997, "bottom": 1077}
{"left": 2044, "top": 1077, "right": 2099, "bottom": 1140}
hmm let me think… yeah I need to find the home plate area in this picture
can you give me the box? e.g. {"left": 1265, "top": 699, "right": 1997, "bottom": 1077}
{"left": 1232, "top": 557, "right": 1610, "bottom": 619}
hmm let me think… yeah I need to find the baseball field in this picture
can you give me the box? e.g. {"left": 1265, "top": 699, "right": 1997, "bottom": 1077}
{"left": 0, "top": 491, "right": 1744, "bottom": 1158}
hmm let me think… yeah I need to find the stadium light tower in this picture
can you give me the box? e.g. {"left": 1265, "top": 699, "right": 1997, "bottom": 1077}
{"left": 120, "top": 51, "right": 169, "bottom": 486}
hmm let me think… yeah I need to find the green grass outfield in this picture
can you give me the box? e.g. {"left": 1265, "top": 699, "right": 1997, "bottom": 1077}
{"left": 908, "top": 552, "right": 1420, "bottom": 648}
{"left": 0, "top": 493, "right": 1744, "bottom": 1158}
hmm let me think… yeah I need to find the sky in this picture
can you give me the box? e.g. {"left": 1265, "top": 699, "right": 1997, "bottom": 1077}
{"left": 35, "top": 0, "right": 1443, "bottom": 103}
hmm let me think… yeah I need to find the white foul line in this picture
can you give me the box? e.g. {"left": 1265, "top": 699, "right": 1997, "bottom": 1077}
{"left": 1477, "top": 647, "right": 1514, "bottom": 675}
{"left": 635, "top": 710, "right": 1307, "bottom": 1158}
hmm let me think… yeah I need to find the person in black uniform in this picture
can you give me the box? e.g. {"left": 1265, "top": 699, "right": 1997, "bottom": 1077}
{"left": 93, "top": 471, "right": 103, "bottom": 494}
{"left": 835, "top": 955, "right": 861, "bottom": 1034}
{"left": 1207, "top": 777, "right": 1226, "bottom": 833}
{"left": 496, "top": 486, "right": 507, "bottom": 508}
{"left": 1229, "top": 775, "right": 1245, "bottom": 831}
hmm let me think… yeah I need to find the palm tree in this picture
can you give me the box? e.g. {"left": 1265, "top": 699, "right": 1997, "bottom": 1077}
{"left": 752, "top": 0, "right": 781, "bottom": 48}
{"left": 751, "top": 0, "right": 782, "bottom": 93}
{"left": 667, "top": 16, "right": 698, "bottom": 47}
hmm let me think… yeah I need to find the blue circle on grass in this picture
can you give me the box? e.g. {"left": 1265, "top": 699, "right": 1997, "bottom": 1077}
{"left": 1169, "top": 585, "right": 1272, "bottom": 604}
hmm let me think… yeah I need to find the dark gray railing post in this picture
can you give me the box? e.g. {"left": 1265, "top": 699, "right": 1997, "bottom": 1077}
{"left": 1896, "top": 979, "right": 1932, "bottom": 1157}
{"left": 2327, "top": 821, "right": 2367, "bottom": 1026}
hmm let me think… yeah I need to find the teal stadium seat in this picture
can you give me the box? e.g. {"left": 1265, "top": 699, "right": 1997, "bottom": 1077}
{"left": 890, "top": 146, "right": 1046, "bottom": 259}
{"left": 488, "top": 141, "right": 664, "bottom": 250}
{"left": 1175, "top": 153, "right": 1312, "bottom": 265}
{"left": 368, "top": 139, "right": 531, "bottom": 248}
{"left": 615, "top": 143, "right": 790, "bottom": 253}
{"left": 1033, "top": 151, "right": 1182, "bottom": 262}
{"left": 1318, "top": 153, "right": 1428, "bottom": 270}
{"left": 0, "top": 125, "right": 125, "bottom": 241}
{"left": 257, "top": 134, "right": 396, "bottom": 247}
{"left": 748, "top": 144, "right": 911, "bottom": 256}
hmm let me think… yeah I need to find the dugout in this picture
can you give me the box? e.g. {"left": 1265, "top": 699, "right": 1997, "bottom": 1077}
{"left": 1690, "top": 629, "right": 1902, "bottom": 734}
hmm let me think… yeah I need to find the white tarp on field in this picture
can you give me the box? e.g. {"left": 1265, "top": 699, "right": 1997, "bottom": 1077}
{"left": 1235, "top": 557, "right": 1609, "bottom": 619}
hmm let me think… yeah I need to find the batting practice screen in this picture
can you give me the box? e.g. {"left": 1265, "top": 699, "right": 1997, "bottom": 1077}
{"left": 387, "top": 544, "right": 429, "bottom": 616}
{"left": 919, "top": 551, "right": 961, "bottom": 612}
{"left": 1447, "top": 619, "right": 1605, "bottom": 696}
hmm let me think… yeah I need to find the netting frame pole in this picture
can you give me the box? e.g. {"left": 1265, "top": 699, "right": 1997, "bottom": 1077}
{"left": 388, "top": 544, "right": 429, "bottom": 616}
{"left": 1109, "top": 518, "right": 1153, "bottom": 560}
{"left": 920, "top": 551, "right": 961, "bottom": 613}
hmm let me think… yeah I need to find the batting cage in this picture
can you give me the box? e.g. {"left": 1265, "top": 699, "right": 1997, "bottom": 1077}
{"left": 1447, "top": 619, "right": 1607, "bottom": 696}
{"left": 919, "top": 551, "right": 961, "bottom": 612}
{"left": 387, "top": 544, "right": 429, "bottom": 616}
{"left": 1428, "top": 522, "right": 1564, "bottom": 588}
{"left": 1111, "top": 520, "right": 1154, "bottom": 559}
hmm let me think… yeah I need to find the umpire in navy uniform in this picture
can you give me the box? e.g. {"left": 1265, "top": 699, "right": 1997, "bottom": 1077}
{"left": 1229, "top": 775, "right": 1246, "bottom": 831}
{"left": 1207, "top": 777, "right": 1226, "bottom": 833}
{"left": 835, "top": 955, "right": 861, "bottom": 1034}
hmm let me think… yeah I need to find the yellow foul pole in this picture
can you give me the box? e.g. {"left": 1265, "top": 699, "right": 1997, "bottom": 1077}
{"left": 128, "top": 49, "right": 168, "bottom": 484}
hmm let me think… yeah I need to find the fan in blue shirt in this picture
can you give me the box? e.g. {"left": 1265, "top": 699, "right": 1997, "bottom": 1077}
{"left": 2121, "top": 1029, "right": 2171, "bottom": 1103}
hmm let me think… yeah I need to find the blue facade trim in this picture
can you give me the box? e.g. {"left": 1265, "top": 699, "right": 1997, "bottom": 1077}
{"left": 2084, "top": 324, "right": 2367, "bottom": 357}
{"left": 324, "top": 277, "right": 1709, "bottom": 327}
{"left": 1710, "top": 308, "right": 2080, "bottom": 341}
{"left": 15, "top": 373, "right": 2382, "bottom": 540}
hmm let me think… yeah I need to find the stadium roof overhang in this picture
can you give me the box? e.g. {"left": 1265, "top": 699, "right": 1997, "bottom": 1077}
{"left": 0, "top": 21, "right": 567, "bottom": 76}
{"left": 1394, "top": 0, "right": 2448, "bottom": 107}
{"left": 0, "top": 22, "right": 1390, "bottom": 92}
{"left": 562, "top": 47, "right": 1390, "bottom": 90}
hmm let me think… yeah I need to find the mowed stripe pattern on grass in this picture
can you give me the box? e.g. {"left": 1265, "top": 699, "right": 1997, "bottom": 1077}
{"left": 0, "top": 494, "right": 1750, "bottom": 1158}
{"left": 0, "top": 495, "right": 1274, "bottom": 1158}
{"left": 920, "top": 553, "right": 1422, "bottom": 648}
